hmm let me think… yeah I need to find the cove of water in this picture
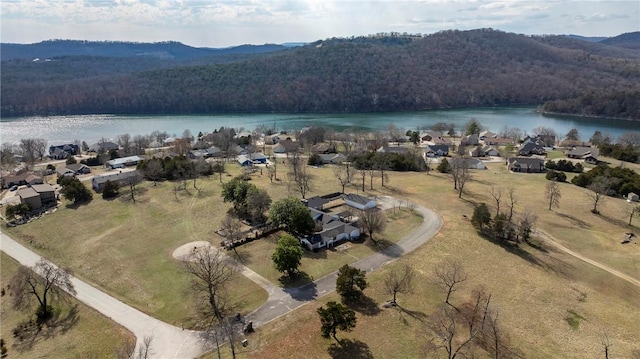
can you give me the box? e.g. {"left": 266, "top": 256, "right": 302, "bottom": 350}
{"left": 1, "top": 107, "right": 637, "bottom": 146}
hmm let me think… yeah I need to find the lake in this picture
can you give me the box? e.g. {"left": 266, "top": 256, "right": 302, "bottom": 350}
{"left": 1, "top": 107, "right": 638, "bottom": 146}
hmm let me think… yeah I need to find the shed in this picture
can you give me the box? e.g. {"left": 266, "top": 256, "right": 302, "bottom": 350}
{"left": 343, "top": 193, "right": 376, "bottom": 211}
{"left": 628, "top": 192, "right": 639, "bottom": 202}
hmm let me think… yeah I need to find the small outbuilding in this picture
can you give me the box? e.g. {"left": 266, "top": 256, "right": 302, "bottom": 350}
{"left": 628, "top": 192, "right": 639, "bottom": 202}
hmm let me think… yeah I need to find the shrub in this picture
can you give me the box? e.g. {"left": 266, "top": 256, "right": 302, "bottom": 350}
{"left": 546, "top": 169, "right": 567, "bottom": 182}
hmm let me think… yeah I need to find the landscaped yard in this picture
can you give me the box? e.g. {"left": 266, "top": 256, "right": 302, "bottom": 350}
{"left": 234, "top": 208, "right": 423, "bottom": 287}
{"left": 0, "top": 253, "right": 133, "bottom": 359}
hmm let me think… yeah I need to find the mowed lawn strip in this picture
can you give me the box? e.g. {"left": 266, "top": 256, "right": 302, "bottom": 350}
{"left": 0, "top": 253, "right": 134, "bottom": 359}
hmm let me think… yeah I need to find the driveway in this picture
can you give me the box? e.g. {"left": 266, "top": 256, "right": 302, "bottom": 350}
{"left": 0, "top": 195, "right": 442, "bottom": 358}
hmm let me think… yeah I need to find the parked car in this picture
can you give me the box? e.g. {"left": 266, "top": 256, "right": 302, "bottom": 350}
{"left": 10, "top": 185, "right": 18, "bottom": 191}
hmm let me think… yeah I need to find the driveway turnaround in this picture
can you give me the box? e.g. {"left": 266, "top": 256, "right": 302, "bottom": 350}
{"left": 0, "top": 195, "right": 442, "bottom": 358}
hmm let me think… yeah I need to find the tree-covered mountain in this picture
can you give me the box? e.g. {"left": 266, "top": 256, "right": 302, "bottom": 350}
{"left": 0, "top": 40, "right": 287, "bottom": 61}
{"left": 2, "top": 29, "right": 639, "bottom": 119}
{"left": 599, "top": 32, "right": 640, "bottom": 50}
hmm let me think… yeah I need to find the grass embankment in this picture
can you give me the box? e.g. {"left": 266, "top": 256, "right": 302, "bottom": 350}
{"left": 0, "top": 253, "right": 133, "bottom": 359}
{"left": 204, "top": 162, "right": 640, "bottom": 358}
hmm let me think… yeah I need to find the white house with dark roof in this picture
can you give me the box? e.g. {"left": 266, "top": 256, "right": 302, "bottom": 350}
{"left": 92, "top": 170, "right": 140, "bottom": 192}
{"left": 107, "top": 156, "right": 142, "bottom": 169}
{"left": 343, "top": 193, "right": 376, "bottom": 211}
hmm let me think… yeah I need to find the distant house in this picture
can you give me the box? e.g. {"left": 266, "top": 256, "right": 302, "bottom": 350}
{"left": 460, "top": 134, "right": 479, "bottom": 147}
{"left": 470, "top": 145, "right": 499, "bottom": 157}
{"left": 66, "top": 163, "right": 91, "bottom": 174}
{"left": 56, "top": 167, "right": 76, "bottom": 178}
{"left": 627, "top": 192, "right": 639, "bottom": 202}
{"left": 3, "top": 172, "right": 43, "bottom": 188}
{"left": 507, "top": 157, "right": 545, "bottom": 173}
{"left": 484, "top": 137, "right": 515, "bottom": 146}
{"left": 566, "top": 147, "right": 599, "bottom": 164}
{"left": 89, "top": 141, "right": 119, "bottom": 153}
{"left": 518, "top": 137, "right": 546, "bottom": 156}
{"left": 106, "top": 156, "right": 142, "bottom": 169}
{"left": 301, "top": 222, "right": 360, "bottom": 251}
{"left": 92, "top": 170, "right": 140, "bottom": 192}
{"left": 237, "top": 152, "right": 268, "bottom": 166}
{"left": 424, "top": 145, "right": 449, "bottom": 157}
{"left": 318, "top": 153, "right": 346, "bottom": 164}
{"left": 465, "top": 158, "right": 487, "bottom": 170}
{"left": 376, "top": 146, "right": 409, "bottom": 154}
{"left": 343, "top": 193, "right": 376, "bottom": 211}
{"left": 49, "top": 144, "right": 79, "bottom": 160}
{"left": 311, "top": 143, "right": 332, "bottom": 154}
{"left": 479, "top": 131, "right": 497, "bottom": 141}
{"left": 273, "top": 139, "right": 299, "bottom": 154}
{"left": 421, "top": 131, "right": 443, "bottom": 142}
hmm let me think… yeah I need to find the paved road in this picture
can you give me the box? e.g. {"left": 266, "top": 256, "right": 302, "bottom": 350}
{"left": 0, "top": 232, "right": 212, "bottom": 359}
{"left": 0, "top": 195, "right": 442, "bottom": 358}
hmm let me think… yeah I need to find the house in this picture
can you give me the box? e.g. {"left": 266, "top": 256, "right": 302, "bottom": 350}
{"left": 301, "top": 222, "right": 360, "bottom": 251}
{"left": 92, "top": 170, "right": 140, "bottom": 192}
{"left": 273, "top": 139, "right": 298, "bottom": 154}
{"left": 424, "top": 145, "right": 449, "bottom": 157}
{"left": 48, "top": 144, "right": 80, "bottom": 159}
{"left": 66, "top": 163, "right": 91, "bottom": 174}
{"left": 237, "top": 152, "right": 268, "bottom": 166}
{"left": 421, "top": 131, "right": 443, "bottom": 142}
{"left": 627, "top": 192, "right": 639, "bottom": 202}
{"left": 311, "top": 143, "right": 332, "bottom": 154}
{"left": 507, "top": 157, "right": 546, "bottom": 173}
{"left": 460, "top": 134, "right": 479, "bottom": 147}
{"left": 31, "top": 183, "right": 56, "bottom": 207}
{"left": 305, "top": 196, "right": 331, "bottom": 210}
{"left": 89, "top": 141, "right": 119, "bottom": 153}
{"left": 343, "top": 193, "right": 376, "bottom": 211}
{"left": 3, "top": 172, "right": 43, "bottom": 188}
{"left": 56, "top": 167, "right": 76, "bottom": 178}
{"left": 469, "top": 145, "right": 499, "bottom": 157}
{"left": 106, "top": 156, "right": 142, "bottom": 169}
{"left": 465, "top": 158, "right": 487, "bottom": 170}
{"left": 17, "top": 187, "right": 42, "bottom": 210}
{"left": 376, "top": 146, "right": 409, "bottom": 154}
{"left": 479, "top": 131, "right": 497, "bottom": 141}
{"left": 318, "top": 153, "right": 346, "bottom": 164}
{"left": 484, "top": 137, "right": 515, "bottom": 146}
{"left": 566, "top": 147, "right": 599, "bottom": 163}
{"left": 518, "top": 137, "right": 545, "bottom": 156}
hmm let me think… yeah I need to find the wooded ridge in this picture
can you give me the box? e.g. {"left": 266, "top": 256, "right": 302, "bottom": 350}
{"left": 2, "top": 29, "right": 639, "bottom": 119}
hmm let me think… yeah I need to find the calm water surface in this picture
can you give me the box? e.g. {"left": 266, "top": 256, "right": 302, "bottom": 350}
{"left": 1, "top": 107, "right": 638, "bottom": 145}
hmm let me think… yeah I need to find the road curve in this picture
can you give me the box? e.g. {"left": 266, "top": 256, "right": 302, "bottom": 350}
{"left": 0, "top": 195, "right": 442, "bottom": 358}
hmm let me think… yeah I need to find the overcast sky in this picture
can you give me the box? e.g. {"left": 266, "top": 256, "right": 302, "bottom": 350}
{"left": 1, "top": 0, "right": 638, "bottom": 48}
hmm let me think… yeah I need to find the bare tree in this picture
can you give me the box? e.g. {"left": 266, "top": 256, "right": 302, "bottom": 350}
{"left": 183, "top": 247, "right": 235, "bottom": 321}
{"left": 11, "top": 258, "right": 76, "bottom": 320}
{"left": 626, "top": 204, "right": 640, "bottom": 226}
{"left": 357, "top": 167, "right": 368, "bottom": 192}
{"left": 287, "top": 160, "right": 313, "bottom": 199}
{"left": 384, "top": 264, "right": 415, "bottom": 304}
{"left": 358, "top": 208, "right": 387, "bottom": 244}
{"left": 19, "top": 138, "right": 38, "bottom": 168}
{"left": 450, "top": 156, "right": 471, "bottom": 198}
{"left": 221, "top": 215, "right": 243, "bottom": 254}
{"left": 33, "top": 138, "right": 47, "bottom": 161}
{"left": 490, "top": 186, "right": 503, "bottom": 216}
{"left": 617, "top": 131, "right": 640, "bottom": 147}
{"left": 586, "top": 176, "right": 614, "bottom": 214}
{"left": 545, "top": 180, "right": 561, "bottom": 210}
{"left": 117, "top": 133, "right": 132, "bottom": 155}
{"left": 600, "top": 332, "right": 612, "bottom": 359}
{"left": 506, "top": 188, "right": 517, "bottom": 221}
{"left": 124, "top": 172, "right": 141, "bottom": 204}
{"left": 144, "top": 159, "right": 164, "bottom": 186}
{"left": 132, "top": 134, "right": 150, "bottom": 155}
{"left": 333, "top": 165, "right": 351, "bottom": 193}
{"left": 212, "top": 162, "right": 225, "bottom": 183}
{"left": 1, "top": 142, "right": 17, "bottom": 167}
{"left": 433, "top": 260, "right": 467, "bottom": 311}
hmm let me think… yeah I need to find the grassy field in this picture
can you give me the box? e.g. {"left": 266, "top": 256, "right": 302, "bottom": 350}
{"left": 234, "top": 209, "right": 423, "bottom": 287}
{"left": 0, "top": 253, "right": 134, "bottom": 359}
{"left": 5, "top": 159, "right": 640, "bottom": 357}
{"left": 203, "top": 162, "right": 640, "bottom": 358}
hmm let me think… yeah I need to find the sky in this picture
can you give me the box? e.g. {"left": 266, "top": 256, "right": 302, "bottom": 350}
{"left": 1, "top": 0, "right": 639, "bottom": 48}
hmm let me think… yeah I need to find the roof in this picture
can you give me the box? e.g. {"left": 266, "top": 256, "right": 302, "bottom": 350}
{"left": 425, "top": 144, "right": 449, "bottom": 153}
{"left": 377, "top": 146, "right": 409, "bottom": 153}
{"left": 507, "top": 157, "right": 544, "bottom": 168}
{"left": 107, "top": 156, "right": 142, "bottom": 166}
{"left": 31, "top": 183, "right": 55, "bottom": 193}
{"left": 66, "top": 163, "right": 89, "bottom": 171}
{"left": 92, "top": 170, "right": 140, "bottom": 185}
{"left": 567, "top": 147, "right": 599, "bottom": 158}
{"left": 5, "top": 172, "right": 41, "bottom": 184}
{"left": 344, "top": 193, "right": 374, "bottom": 205}
{"left": 17, "top": 187, "right": 39, "bottom": 199}
{"left": 306, "top": 196, "right": 330, "bottom": 210}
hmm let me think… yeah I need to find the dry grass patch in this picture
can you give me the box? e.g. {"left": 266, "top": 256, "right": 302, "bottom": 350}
{"left": 0, "top": 253, "right": 133, "bottom": 359}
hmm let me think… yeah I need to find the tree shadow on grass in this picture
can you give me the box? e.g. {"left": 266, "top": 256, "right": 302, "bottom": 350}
{"left": 556, "top": 212, "right": 592, "bottom": 229}
{"left": 347, "top": 295, "right": 380, "bottom": 316}
{"left": 396, "top": 304, "right": 428, "bottom": 326}
{"left": 327, "top": 339, "right": 373, "bottom": 359}
{"left": 12, "top": 304, "right": 80, "bottom": 353}
{"left": 65, "top": 200, "right": 92, "bottom": 209}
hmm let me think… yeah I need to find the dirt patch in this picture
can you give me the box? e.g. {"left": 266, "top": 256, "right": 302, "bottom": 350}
{"left": 172, "top": 241, "right": 214, "bottom": 262}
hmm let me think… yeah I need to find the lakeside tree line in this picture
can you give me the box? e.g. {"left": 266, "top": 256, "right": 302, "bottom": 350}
{"left": 2, "top": 29, "right": 640, "bottom": 119}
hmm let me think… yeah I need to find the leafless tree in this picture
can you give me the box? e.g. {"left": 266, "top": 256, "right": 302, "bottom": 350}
{"left": 490, "top": 186, "right": 503, "bottom": 216}
{"left": 384, "top": 264, "right": 415, "bottom": 304}
{"left": 545, "top": 180, "right": 561, "bottom": 210}
{"left": 117, "top": 133, "right": 132, "bottom": 155}
{"left": 1, "top": 142, "right": 17, "bottom": 167}
{"left": 358, "top": 208, "right": 387, "bottom": 244}
{"left": 10, "top": 258, "right": 76, "bottom": 320}
{"left": 132, "top": 134, "right": 150, "bottom": 155}
{"left": 357, "top": 167, "right": 368, "bottom": 192}
{"left": 433, "top": 260, "right": 467, "bottom": 311}
{"left": 617, "top": 131, "right": 640, "bottom": 147}
{"left": 516, "top": 209, "right": 537, "bottom": 243}
{"left": 221, "top": 215, "right": 243, "bottom": 250}
{"left": 287, "top": 160, "right": 313, "bottom": 199}
{"left": 183, "top": 247, "right": 235, "bottom": 321}
{"left": 333, "top": 165, "right": 351, "bottom": 193}
{"left": 123, "top": 172, "right": 141, "bottom": 204}
{"left": 19, "top": 138, "right": 38, "bottom": 168}
{"left": 626, "top": 204, "right": 640, "bottom": 226}
{"left": 601, "top": 332, "right": 612, "bottom": 359}
{"left": 144, "top": 159, "right": 164, "bottom": 186}
{"left": 586, "top": 176, "right": 614, "bottom": 214}
{"left": 450, "top": 156, "right": 471, "bottom": 198}
{"left": 33, "top": 138, "right": 47, "bottom": 161}
{"left": 506, "top": 188, "right": 517, "bottom": 221}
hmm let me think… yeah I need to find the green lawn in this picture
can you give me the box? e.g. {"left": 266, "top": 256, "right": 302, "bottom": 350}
{"left": 0, "top": 253, "right": 133, "bottom": 359}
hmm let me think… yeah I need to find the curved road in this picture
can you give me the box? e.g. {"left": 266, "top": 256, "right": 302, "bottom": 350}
{"left": 0, "top": 195, "right": 442, "bottom": 358}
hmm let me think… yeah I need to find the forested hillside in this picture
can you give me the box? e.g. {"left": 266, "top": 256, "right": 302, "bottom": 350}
{"left": 2, "top": 29, "right": 639, "bottom": 119}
